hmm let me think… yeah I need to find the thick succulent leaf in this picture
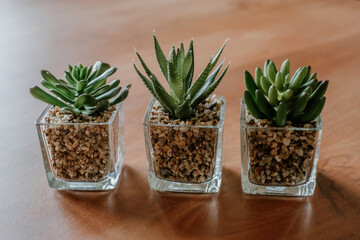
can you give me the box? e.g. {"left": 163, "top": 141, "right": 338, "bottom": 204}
{"left": 289, "top": 92, "right": 310, "bottom": 119}
{"left": 244, "top": 90, "right": 265, "bottom": 119}
{"left": 86, "top": 65, "right": 92, "bottom": 79}
{"left": 74, "top": 94, "right": 98, "bottom": 109}
{"left": 153, "top": 32, "right": 168, "bottom": 81}
{"left": 41, "top": 70, "right": 60, "bottom": 85}
{"left": 289, "top": 67, "right": 308, "bottom": 90}
{"left": 94, "top": 61, "right": 111, "bottom": 78}
{"left": 244, "top": 70, "right": 258, "bottom": 98}
{"left": 85, "top": 78, "right": 107, "bottom": 93}
{"left": 84, "top": 100, "right": 110, "bottom": 115}
{"left": 152, "top": 80, "right": 177, "bottom": 115}
{"left": 76, "top": 80, "right": 88, "bottom": 92}
{"left": 255, "top": 89, "right": 276, "bottom": 119}
{"left": 309, "top": 73, "right": 317, "bottom": 81}
{"left": 275, "top": 72, "right": 284, "bottom": 91}
{"left": 133, "top": 60, "right": 157, "bottom": 98}
{"left": 174, "top": 99, "right": 193, "bottom": 119}
{"left": 49, "top": 89, "right": 74, "bottom": 104}
{"left": 297, "top": 97, "right": 326, "bottom": 123}
{"left": 284, "top": 73, "right": 291, "bottom": 84}
{"left": 280, "top": 59, "right": 290, "bottom": 76}
{"left": 68, "top": 65, "right": 73, "bottom": 72}
{"left": 255, "top": 67, "right": 263, "bottom": 89}
{"left": 282, "top": 89, "right": 293, "bottom": 101}
{"left": 168, "top": 59, "right": 184, "bottom": 101}
{"left": 87, "top": 67, "right": 117, "bottom": 87}
{"left": 303, "top": 66, "right": 311, "bottom": 83}
{"left": 266, "top": 62, "right": 277, "bottom": 84}
{"left": 110, "top": 84, "right": 131, "bottom": 106}
{"left": 187, "top": 59, "right": 213, "bottom": 99}
{"left": 275, "top": 102, "right": 287, "bottom": 126}
{"left": 72, "top": 66, "right": 80, "bottom": 81}
{"left": 92, "top": 85, "right": 111, "bottom": 97}
{"left": 309, "top": 80, "right": 329, "bottom": 103}
{"left": 264, "top": 59, "right": 270, "bottom": 77}
{"left": 54, "top": 84, "right": 75, "bottom": 99}
{"left": 30, "top": 86, "right": 68, "bottom": 108}
{"left": 64, "top": 71, "right": 77, "bottom": 86}
{"left": 268, "top": 85, "right": 278, "bottom": 107}
{"left": 260, "top": 76, "right": 271, "bottom": 95}
{"left": 203, "top": 60, "right": 224, "bottom": 87}
{"left": 80, "top": 66, "right": 87, "bottom": 80}
{"left": 40, "top": 79, "right": 55, "bottom": 90}
{"left": 190, "top": 63, "right": 229, "bottom": 108}
{"left": 301, "top": 79, "right": 319, "bottom": 90}
{"left": 96, "top": 86, "right": 122, "bottom": 101}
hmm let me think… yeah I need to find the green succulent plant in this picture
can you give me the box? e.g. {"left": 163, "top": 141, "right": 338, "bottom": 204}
{"left": 244, "top": 59, "right": 329, "bottom": 126}
{"left": 133, "top": 32, "right": 230, "bottom": 120}
{"left": 30, "top": 61, "right": 131, "bottom": 116}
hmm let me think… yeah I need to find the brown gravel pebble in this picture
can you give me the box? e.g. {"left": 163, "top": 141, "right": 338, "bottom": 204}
{"left": 148, "top": 95, "right": 223, "bottom": 183}
{"left": 43, "top": 105, "right": 118, "bottom": 182}
{"left": 246, "top": 112, "right": 318, "bottom": 186}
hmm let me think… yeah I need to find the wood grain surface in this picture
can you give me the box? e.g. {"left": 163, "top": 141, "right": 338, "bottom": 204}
{"left": 1, "top": 0, "right": 359, "bottom": 239}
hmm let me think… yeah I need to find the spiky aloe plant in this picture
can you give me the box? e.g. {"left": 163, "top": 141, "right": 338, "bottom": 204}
{"left": 244, "top": 59, "right": 328, "bottom": 126}
{"left": 30, "top": 61, "right": 131, "bottom": 116}
{"left": 133, "top": 32, "right": 230, "bottom": 120}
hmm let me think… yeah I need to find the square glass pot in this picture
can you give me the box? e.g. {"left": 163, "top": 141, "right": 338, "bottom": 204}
{"left": 143, "top": 97, "right": 226, "bottom": 193}
{"left": 240, "top": 99, "right": 322, "bottom": 196}
{"left": 36, "top": 102, "right": 125, "bottom": 191}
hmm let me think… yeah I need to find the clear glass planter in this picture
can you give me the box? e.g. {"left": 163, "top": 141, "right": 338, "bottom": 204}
{"left": 143, "top": 97, "right": 226, "bottom": 193}
{"left": 240, "top": 98, "right": 322, "bottom": 196}
{"left": 35, "top": 102, "right": 125, "bottom": 191}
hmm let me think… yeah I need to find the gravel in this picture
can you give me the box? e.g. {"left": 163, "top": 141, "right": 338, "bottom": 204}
{"left": 148, "top": 95, "right": 223, "bottom": 183}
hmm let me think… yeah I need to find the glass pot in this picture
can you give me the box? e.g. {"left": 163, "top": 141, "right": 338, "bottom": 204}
{"left": 240, "top": 99, "right": 322, "bottom": 196}
{"left": 143, "top": 97, "right": 226, "bottom": 193}
{"left": 36, "top": 102, "right": 125, "bottom": 191}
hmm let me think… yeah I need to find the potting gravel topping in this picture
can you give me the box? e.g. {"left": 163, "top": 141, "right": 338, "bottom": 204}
{"left": 149, "top": 95, "right": 223, "bottom": 183}
{"left": 246, "top": 111, "right": 317, "bottom": 185}
{"left": 43, "top": 106, "right": 118, "bottom": 181}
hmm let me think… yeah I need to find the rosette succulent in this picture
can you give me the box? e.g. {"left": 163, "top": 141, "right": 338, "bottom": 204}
{"left": 30, "top": 61, "right": 131, "bottom": 116}
{"left": 244, "top": 59, "right": 329, "bottom": 126}
{"left": 133, "top": 32, "right": 230, "bottom": 120}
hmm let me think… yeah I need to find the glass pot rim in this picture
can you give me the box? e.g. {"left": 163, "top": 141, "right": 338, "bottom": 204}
{"left": 35, "top": 102, "right": 122, "bottom": 126}
{"left": 240, "top": 98, "right": 322, "bottom": 131}
{"left": 143, "top": 96, "right": 226, "bottom": 129}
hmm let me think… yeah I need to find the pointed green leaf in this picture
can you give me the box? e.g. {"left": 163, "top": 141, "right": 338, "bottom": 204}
{"left": 84, "top": 100, "right": 110, "bottom": 115}
{"left": 275, "top": 102, "right": 287, "bottom": 126}
{"left": 64, "top": 71, "right": 77, "bottom": 86}
{"left": 268, "top": 85, "right": 278, "bottom": 107}
{"left": 255, "top": 67, "right": 263, "bottom": 89}
{"left": 267, "top": 62, "right": 276, "bottom": 84}
{"left": 41, "top": 70, "right": 60, "bottom": 85}
{"left": 244, "top": 70, "right": 257, "bottom": 98}
{"left": 289, "top": 92, "right": 310, "bottom": 119}
{"left": 168, "top": 58, "right": 184, "bottom": 101}
{"left": 76, "top": 80, "right": 88, "bottom": 92}
{"left": 152, "top": 80, "right": 177, "bottom": 115}
{"left": 133, "top": 60, "right": 157, "bottom": 98}
{"left": 49, "top": 89, "right": 75, "bottom": 104}
{"left": 30, "top": 86, "right": 68, "bottom": 108}
{"left": 153, "top": 32, "right": 168, "bottom": 80}
{"left": 187, "top": 59, "right": 213, "bottom": 99}
{"left": 190, "top": 63, "right": 229, "bottom": 108}
{"left": 280, "top": 59, "right": 290, "bottom": 76}
{"left": 255, "top": 89, "right": 276, "bottom": 118}
{"left": 110, "top": 84, "right": 131, "bottom": 106}
{"left": 96, "top": 86, "right": 122, "bottom": 101}
{"left": 260, "top": 76, "right": 271, "bottom": 95}
{"left": 298, "top": 97, "right": 326, "bottom": 123}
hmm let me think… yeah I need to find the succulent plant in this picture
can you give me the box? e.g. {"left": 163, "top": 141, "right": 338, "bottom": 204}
{"left": 30, "top": 61, "right": 131, "bottom": 116}
{"left": 244, "top": 59, "right": 328, "bottom": 126}
{"left": 133, "top": 32, "right": 230, "bottom": 120}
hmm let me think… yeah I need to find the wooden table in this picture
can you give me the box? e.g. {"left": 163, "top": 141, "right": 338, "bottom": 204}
{"left": 1, "top": 0, "right": 359, "bottom": 239}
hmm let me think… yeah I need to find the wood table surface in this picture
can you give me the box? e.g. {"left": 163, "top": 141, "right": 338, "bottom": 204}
{"left": 1, "top": 0, "right": 359, "bottom": 239}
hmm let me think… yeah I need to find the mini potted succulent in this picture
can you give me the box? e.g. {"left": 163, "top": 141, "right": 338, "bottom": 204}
{"left": 240, "top": 59, "right": 328, "bottom": 196}
{"left": 134, "top": 32, "right": 230, "bottom": 193}
{"left": 30, "top": 61, "right": 131, "bottom": 190}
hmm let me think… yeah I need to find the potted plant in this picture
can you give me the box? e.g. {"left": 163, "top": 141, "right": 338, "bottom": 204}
{"left": 240, "top": 59, "right": 328, "bottom": 196}
{"left": 133, "top": 32, "right": 230, "bottom": 193}
{"left": 30, "top": 61, "right": 131, "bottom": 191}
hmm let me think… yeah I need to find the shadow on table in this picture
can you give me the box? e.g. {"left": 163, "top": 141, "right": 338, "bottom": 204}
{"left": 55, "top": 165, "right": 359, "bottom": 239}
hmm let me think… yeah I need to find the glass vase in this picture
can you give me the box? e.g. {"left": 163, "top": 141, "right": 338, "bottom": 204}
{"left": 240, "top": 98, "right": 322, "bottom": 196}
{"left": 35, "top": 102, "right": 125, "bottom": 191}
{"left": 143, "top": 97, "right": 226, "bottom": 193}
